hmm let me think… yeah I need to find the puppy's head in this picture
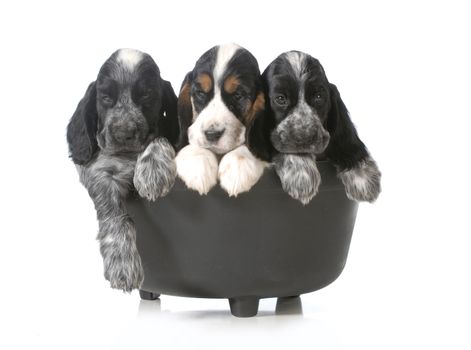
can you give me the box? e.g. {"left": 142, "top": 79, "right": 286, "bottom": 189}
{"left": 177, "top": 43, "right": 265, "bottom": 155}
{"left": 67, "top": 48, "right": 178, "bottom": 165}
{"left": 263, "top": 51, "right": 332, "bottom": 154}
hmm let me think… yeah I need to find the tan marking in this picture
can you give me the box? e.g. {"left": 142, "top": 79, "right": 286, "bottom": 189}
{"left": 245, "top": 92, "right": 265, "bottom": 125}
{"left": 178, "top": 82, "right": 194, "bottom": 127}
{"left": 223, "top": 75, "right": 240, "bottom": 94}
{"left": 178, "top": 82, "right": 191, "bottom": 107}
{"left": 196, "top": 73, "right": 212, "bottom": 93}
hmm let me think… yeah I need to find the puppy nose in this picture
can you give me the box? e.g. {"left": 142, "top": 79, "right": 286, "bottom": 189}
{"left": 204, "top": 128, "right": 225, "bottom": 142}
{"left": 112, "top": 123, "right": 137, "bottom": 143}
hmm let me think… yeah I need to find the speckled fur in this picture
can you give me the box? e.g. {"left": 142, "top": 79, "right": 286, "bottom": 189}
{"left": 273, "top": 153, "right": 321, "bottom": 205}
{"left": 134, "top": 137, "right": 176, "bottom": 201}
{"left": 77, "top": 153, "right": 143, "bottom": 292}
{"left": 338, "top": 157, "right": 381, "bottom": 202}
{"left": 67, "top": 49, "right": 179, "bottom": 292}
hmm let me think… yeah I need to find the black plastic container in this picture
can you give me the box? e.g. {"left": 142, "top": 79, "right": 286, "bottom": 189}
{"left": 126, "top": 161, "right": 358, "bottom": 317}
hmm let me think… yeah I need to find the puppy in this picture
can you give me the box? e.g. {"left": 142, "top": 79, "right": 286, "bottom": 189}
{"left": 66, "top": 48, "right": 179, "bottom": 291}
{"left": 259, "top": 51, "right": 381, "bottom": 204}
{"left": 175, "top": 43, "right": 268, "bottom": 196}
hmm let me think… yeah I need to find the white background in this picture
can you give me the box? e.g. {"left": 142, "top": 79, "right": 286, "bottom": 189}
{"left": 1, "top": 0, "right": 470, "bottom": 349}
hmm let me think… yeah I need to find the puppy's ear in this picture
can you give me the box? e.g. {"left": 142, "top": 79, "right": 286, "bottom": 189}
{"left": 157, "top": 79, "right": 179, "bottom": 146}
{"left": 66, "top": 82, "right": 99, "bottom": 165}
{"left": 325, "top": 83, "right": 369, "bottom": 170}
{"left": 176, "top": 72, "right": 193, "bottom": 150}
{"left": 245, "top": 82, "right": 276, "bottom": 161}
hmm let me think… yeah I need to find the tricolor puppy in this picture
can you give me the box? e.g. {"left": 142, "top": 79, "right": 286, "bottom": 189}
{"left": 259, "top": 51, "right": 381, "bottom": 204}
{"left": 66, "top": 48, "right": 179, "bottom": 292}
{"left": 175, "top": 43, "right": 268, "bottom": 196}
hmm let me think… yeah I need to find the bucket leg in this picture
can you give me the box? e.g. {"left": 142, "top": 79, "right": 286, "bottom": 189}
{"left": 228, "top": 297, "right": 260, "bottom": 317}
{"left": 139, "top": 290, "right": 160, "bottom": 300}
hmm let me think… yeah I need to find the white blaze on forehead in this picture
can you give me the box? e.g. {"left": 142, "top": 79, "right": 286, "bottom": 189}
{"left": 213, "top": 43, "right": 241, "bottom": 91}
{"left": 117, "top": 48, "right": 143, "bottom": 70}
{"left": 285, "top": 51, "right": 307, "bottom": 78}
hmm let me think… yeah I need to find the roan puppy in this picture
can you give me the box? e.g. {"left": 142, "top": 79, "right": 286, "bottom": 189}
{"left": 259, "top": 51, "right": 381, "bottom": 204}
{"left": 66, "top": 48, "right": 179, "bottom": 291}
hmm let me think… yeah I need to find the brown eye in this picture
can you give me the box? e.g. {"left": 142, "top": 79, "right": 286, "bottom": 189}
{"left": 275, "top": 95, "right": 288, "bottom": 106}
{"left": 141, "top": 89, "right": 153, "bottom": 102}
{"left": 313, "top": 93, "right": 324, "bottom": 105}
{"left": 233, "top": 91, "right": 245, "bottom": 101}
{"left": 194, "top": 89, "right": 206, "bottom": 100}
{"left": 101, "top": 95, "right": 113, "bottom": 104}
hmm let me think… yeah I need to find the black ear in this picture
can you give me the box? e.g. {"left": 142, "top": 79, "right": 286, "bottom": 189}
{"left": 176, "top": 72, "right": 193, "bottom": 151}
{"left": 246, "top": 71, "right": 276, "bottom": 161}
{"left": 66, "top": 82, "right": 99, "bottom": 165}
{"left": 324, "top": 84, "right": 370, "bottom": 170}
{"left": 157, "top": 79, "right": 179, "bottom": 147}
{"left": 245, "top": 89, "right": 275, "bottom": 161}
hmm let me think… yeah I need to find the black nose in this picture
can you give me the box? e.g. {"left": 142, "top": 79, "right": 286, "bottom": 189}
{"left": 112, "top": 123, "right": 137, "bottom": 143}
{"left": 204, "top": 128, "right": 225, "bottom": 142}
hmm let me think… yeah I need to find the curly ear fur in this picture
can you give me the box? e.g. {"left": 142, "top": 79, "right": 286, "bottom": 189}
{"left": 325, "top": 83, "right": 369, "bottom": 170}
{"left": 66, "top": 82, "right": 99, "bottom": 165}
{"left": 176, "top": 72, "right": 193, "bottom": 151}
{"left": 245, "top": 75, "right": 276, "bottom": 161}
{"left": 157, "top": 79, "right": 179, "bottom": 147}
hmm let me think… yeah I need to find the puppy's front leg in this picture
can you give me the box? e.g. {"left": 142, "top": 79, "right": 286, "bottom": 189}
{"left": 175, "top": 144, "right": 218, "bottom": 195}
{"left": 219, "top": 145, "right": 267, "bottom": 197}
{"left": 134, "top": 137, "right": 177, "bottom": 201}
{"left": 337, "top": 156, "right": 381, "bottom": 202}
{"left": 81, "top": 155, "right": 143, "bottom": 292}
{"left": 273, "top": 153, "right": 321, "bottom": 205}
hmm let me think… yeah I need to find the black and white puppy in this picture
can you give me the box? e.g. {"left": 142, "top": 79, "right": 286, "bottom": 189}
{"left": 66, "top": 48, "right": 179, "bottom": 292}
{"left": 175, "top": 43, "right": 268, "bottom": 196}
{"left": 259, "top": 51, "right": 381, "bottom": 204}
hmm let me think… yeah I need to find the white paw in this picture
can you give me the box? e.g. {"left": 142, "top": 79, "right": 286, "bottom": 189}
{"left": 175, "top": 144, "right": 218, "bottom": 195}
{"left": 273, "top": 153, "right": 320, "bottom": 205}
{"left": 133, "top": 138, "right": 176, "bottom": 201}
{"left": 218, "top": 145, "right": 267, "bottom": 197}
{"left": 339, "top": 157, "right": 382, "bottom": 202}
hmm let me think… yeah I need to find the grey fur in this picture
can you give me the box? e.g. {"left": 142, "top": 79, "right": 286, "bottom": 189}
{"left": 270, "top": 93, "right": 330, "bottom": 154}
{"left": 338, "top": 157, "right": 382, "bottom": 202}
{"left": 134, "top": 137, "right": 177, "bottom": 201}
{"left": 273, "top": 153, "right": 321, "bottom": 205}
{"left": 77, "top": 153, "right": 144, "bottom": 292}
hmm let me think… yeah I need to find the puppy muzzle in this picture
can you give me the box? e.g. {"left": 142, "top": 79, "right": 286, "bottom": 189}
{"left": 100, "top": 108, "right": 149, "bottom": 153}
{"left": 271, "top": 114, "right": 330, "bottom": 154}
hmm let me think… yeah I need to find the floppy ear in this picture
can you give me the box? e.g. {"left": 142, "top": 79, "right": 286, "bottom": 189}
{"left": 245, "top": 72, "right": 276, "bottom": 161}
{"left": 245, "top": 89, "right": 275, "bottom": 161}
{"left": 157, "top": 79, "right": 179, "bottom": 147}
{"left": 66, "top": 82, "right": 99, "bottom": 165}
{"left": 176, "top": 72, "right": 193, "bottom": 150}
{"left": 325, "top": 83, "right": 369, "bottom": 170}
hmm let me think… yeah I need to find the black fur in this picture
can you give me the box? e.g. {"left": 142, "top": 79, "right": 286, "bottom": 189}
{"left": 66, "top": 82, "right": 99, "bottom": 165}
{"left": 324, "top": 84, "right": 369, "bottom": 171}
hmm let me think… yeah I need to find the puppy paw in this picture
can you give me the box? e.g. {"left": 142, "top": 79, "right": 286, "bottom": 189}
{"left": 100, "top": 217, "right": 144, "bottom": 292}
{"left": 219, "top": 145, "right": 267, "bottom": 197}
{"left": 133, "top": 138, "right": 177, "bottom": 201}
{"left": 175, "top": 144, "right": 218, "bottom": 195}
{"left": 273, "top": 153, "right": 321, "bottom": 205}
{"left": 102, "top": 243, "right": 144, "bottom": 293}
{"left": 338, "top": 157, "right": 382, "bottom": 202}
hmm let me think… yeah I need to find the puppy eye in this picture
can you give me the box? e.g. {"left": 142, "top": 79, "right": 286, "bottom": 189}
{"left": 140, "top": 90, "right": 153, "bottom": 102}
{"left": 274, "top": 95, "right": 288, "bottom": 106}
{"left": 313, "top": 93, "right": 324, "bottom": 105}
{"left": 194, "top": 89, "right": 206, "bottom": 99}
{"left": 233, "top": 91, "right": 245, "bottom": 101}
{"left": 101, "top": 95, "right": 114, "bottom": 104}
